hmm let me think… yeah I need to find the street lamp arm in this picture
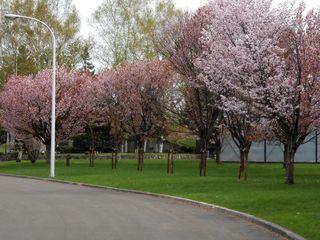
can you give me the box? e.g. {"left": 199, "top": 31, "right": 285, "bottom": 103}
{"left": 4, "top": 14, "right": 56, "bottom": 43}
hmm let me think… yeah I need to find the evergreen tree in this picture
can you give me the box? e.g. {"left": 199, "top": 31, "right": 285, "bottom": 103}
{"left": 79, "top": 43, "right": 95, "bottom": 75}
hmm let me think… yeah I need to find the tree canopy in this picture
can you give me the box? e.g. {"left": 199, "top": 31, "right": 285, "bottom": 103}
{"left": 0, "top": 0, "right": 89, "bottom": 83}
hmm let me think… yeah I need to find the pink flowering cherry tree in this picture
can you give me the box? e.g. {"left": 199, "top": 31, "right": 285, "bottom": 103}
{"left": 155, "top": 7, "right": 223, "bottom": 176}
{"left": 199, "top": 0, "right": 320, "bottom": 184}
{"left": 101, "top": 59, "right": 172, "bottom": 171}
{"left": 95, "top": 69, "right": 124, "bottom": 169}
{"left": 77, "top": 74, "right": 104, "bottom": 167}
{"left": 0, "top": 68, "right": 93, "bottom": 162}
{"left": 252, "top": 4, "right": 320, "bottom": 184}
{"left": 197, "top": 0, "right": 286, "bottom": 180}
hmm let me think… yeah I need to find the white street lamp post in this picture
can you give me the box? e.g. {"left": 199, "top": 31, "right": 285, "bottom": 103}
{"left": 5, "top": 14, "right": 56, "bottom": 178}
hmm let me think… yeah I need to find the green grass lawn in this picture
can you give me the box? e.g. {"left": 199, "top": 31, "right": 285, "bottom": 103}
{"left": 0, "top": 159, "right": 319, "bottom": 240}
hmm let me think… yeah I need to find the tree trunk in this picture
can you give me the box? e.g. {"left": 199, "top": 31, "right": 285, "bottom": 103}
{"left": 167, "top": 149, "right": 174, "bottom": 174}
{"left": 238, "top": 149, "right": 249, "bottom": 181}
{"left": 137, "top": 146, "right": 144, "bottom": 171}
{"left": 89, "top": 126, "right": 96, "bottom": 168}
{"left": 65, "top": 154, "right": 71, "bottom": 167}
{"left": 45, "top": 143, "right": 51, "bottom": 164}
{"left": 216, "top": 151, "right": 221, "bottom": 164}
{"left": 198, "top": 137, "right": 208, "bottom": 176}
{"left": 244, "top": 150, "right": 249, "bottom": 180}
{"left": 199, "top": 150, "right": 207, "bottom": 176}
{"left": 284, "top": 142, "right": 295, "bottom": 185}
{"left": 89, "top": 148, "right": 95, "bottom": 168}
{"left": 112, "top": 148, "right": 118, "bottom": 169}
{"left": 283, "top": 147, "right": 287, "bottom": 169}
{"left": 27, "top": 150, "right": 39, "bottom": 164}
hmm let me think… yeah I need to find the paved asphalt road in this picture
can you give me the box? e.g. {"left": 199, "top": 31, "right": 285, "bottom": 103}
{"left": 0, "top": 176, "right": 284, "bottom": 240}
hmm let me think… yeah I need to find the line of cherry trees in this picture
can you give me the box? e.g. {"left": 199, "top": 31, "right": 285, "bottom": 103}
{"left": 0, "top": 0, "right": 319, "bottom": 185}
{"left": 159, "top": 0, "right": 320, "bottom": 184}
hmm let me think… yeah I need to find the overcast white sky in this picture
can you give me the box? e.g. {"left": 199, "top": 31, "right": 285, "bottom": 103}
{"left": 74, "top": 0, "right": 208, "bottom": 36}
{"left": 75, "top": 0, "right": 320, "bottom": 37}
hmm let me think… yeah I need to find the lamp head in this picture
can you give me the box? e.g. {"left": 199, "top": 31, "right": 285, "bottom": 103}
{"left": 4, "top": 14, "right": 20, "bottom": 20}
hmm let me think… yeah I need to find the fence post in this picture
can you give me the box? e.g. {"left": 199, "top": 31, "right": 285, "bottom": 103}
{"left": 315, "top": 130, "right": 318, "bottom": 163}
{"left": 264, "top": 139, "right": 267, "bottom": 163}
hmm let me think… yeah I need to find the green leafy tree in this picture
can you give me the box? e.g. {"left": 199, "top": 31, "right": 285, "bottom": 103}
{"left": 92, "top": 0, "right": 182, "bottom": 66}
{"left": 0, "top": 0, "right": 88, "bottom": 83}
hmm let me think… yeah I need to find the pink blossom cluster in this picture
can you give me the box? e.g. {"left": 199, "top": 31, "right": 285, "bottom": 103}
{"left": 95, "top": 59, "right": 173, "bottom": 147}
{"left": 0, "top": 68, "right": 94, "bottom": 147}
{"left": 197, "top": 0, "right": 320, "bottom": 146}
{"left": 193, "top": 0, "right": 320, "bottom": 183}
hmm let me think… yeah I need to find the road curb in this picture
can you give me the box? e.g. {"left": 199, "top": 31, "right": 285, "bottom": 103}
{"left": 0, "top": 173, "right": 305, "bottom": 240}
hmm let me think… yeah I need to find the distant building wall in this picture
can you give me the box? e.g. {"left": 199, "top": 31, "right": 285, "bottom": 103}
{"left": 221, "top": 131, "right": 319, "bottom": 163}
